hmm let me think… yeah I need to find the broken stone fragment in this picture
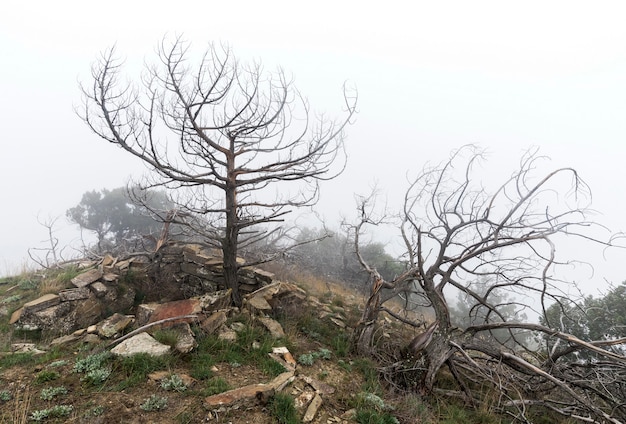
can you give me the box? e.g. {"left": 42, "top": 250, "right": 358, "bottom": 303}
{"left": 302, "top": 393, "right": 323, "bottom": 423}
{"left": 245, "top": 294, "right": 272, "bottom": 314}
{"left": 71, "top": 268, "right": 103, "bottom": 288}
{"left": 203, "top": 371, "right": 294, "bottom": 410}
{"left": 58, "top": 287, "right": 90, "bottom": 302}
{"left": 97, "top": 313, "right": 134, "bottom": 338}
{"left": 101, "top": 272, "right": 118, "bottom": 283}
{"left": 110, "top": 332, "right": 170, "bottom": 357}
{"left": 9, "top": 307, "right": 23, "bottom": 324}
{"left": 90, "top": 282, "right": 108, "bottom": 298}
{"left": 50, "top": 333, "right": 83, "bottom": 346}
{"left": 200, "top": 311, "right": 228, "bottom": 335}
{"left": 22, "top": 294, "right": 60, "bottom": 313}
{"left": 302, "top": 375, "right": 336, "bottom": 395}
{"left": 11, "top": 343, "right": 46, "bottom": 355}
{"left": 257, "top": 316, "right": 285, "bottom": 338}
{"left": 171, "top": 322, "right": 197, "bottom": 354}
{"left": 198, "top": 289, "right": 232, "bottom": 313}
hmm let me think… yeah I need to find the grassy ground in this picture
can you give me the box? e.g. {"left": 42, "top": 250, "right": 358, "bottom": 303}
{"left": 0, "top": 265, "right": 545, "bottom": 423}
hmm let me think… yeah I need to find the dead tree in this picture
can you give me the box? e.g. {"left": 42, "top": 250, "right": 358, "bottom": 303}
{"left": 79, "top": 36, "right": 356, "bottom": 306}
{"left": 353, "top": 145, "right": 625, "bottom": 422}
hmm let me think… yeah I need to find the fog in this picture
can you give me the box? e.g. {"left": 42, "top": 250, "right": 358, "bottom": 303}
{"left": 1, "top": 1, "right": 625, "bottom": 293}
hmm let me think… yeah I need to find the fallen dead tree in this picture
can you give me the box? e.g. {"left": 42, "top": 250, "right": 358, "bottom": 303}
{"left": 351, "top": 145, "right": 626, "bottom": 422}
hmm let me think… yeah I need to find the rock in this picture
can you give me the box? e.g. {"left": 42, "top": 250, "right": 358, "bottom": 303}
{"left": 147, "top": 299, "right": 202, "bottom": 324}
{"left": 272, "top": 347, "right": 297, "bottom": 368}
{"left": 22, "top": 294, "right": 60, "bottom": 313}
{"left": 200, "top": 311, "right": 228, "bottom": 334}
{"left": 90, "top": 282, "right": 108, "bottom": 298}
{"left": 295, "top": 390, "right": 315, "bottom": 408}
{"left": 198, "top": 289, "right": 232, "bottom": 313}
{"left": 101, "top": 273, "right": 118, "bottom": 283}
{"left": 172, "top": 322, "right": 197, "bottom": 354}
{"left": 135, "top": 303, "right": 159, "bottom": 327}
{"left": 11, "top": 343, "right": 46, "bottom": 355}
{"left": 101, "top": 254, "right": 115, "bottom": 268}
{"left": 302, "top": 376, "right": 336, "bottom": 395}
{"left": 97, "top": 313, "right": 134, "bottom": 338}
{"left": 268, "top": 287, "right": 308, "bottom": 318}
{"left": 245, "top": 294, "right": 272, "bottom": 315}
{"left": 50, "top": 333, "right": 83, "bottom": 346}
{"left": 73, "top": 297, "right": 104, "bottom": 329}
{"left": 9, "top": 307, "right": 22, "bottom": 324}
{"left": 329, "top": 317, "right": 346, "bottom": 328}
{"left": 71, "top": 269, "right": 103, "bottom": 288}
{"left": 58, "top": 287, "right": 90, "bottom": 302}
{"left": 17, "top": 302, "right": 72, "bottom": 332}
{"left": 217, "top": 326, "right": 237, "bottom": 342}
{"left": 204, "top": 371, "right": 294, "bottom": 410}
{"left": 257, "top": 316, "right": 285, "bottom": 338}
{"left": 82, "top": 334, "right": 101, "bottom": 344}
{"left": 110, "top": 332, "right": 170, "bottom": 357}
{"left": 303, "top": 393, "right": 323, "bottom": 422}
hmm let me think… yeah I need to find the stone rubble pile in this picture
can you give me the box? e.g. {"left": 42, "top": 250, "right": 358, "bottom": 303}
{"left": 3, "top": 241, "right": 354, "bottom": 423}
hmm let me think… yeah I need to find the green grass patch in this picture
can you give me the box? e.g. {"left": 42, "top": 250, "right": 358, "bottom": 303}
{"left": 112, "top": 352, "right": 175, "bottom": 390}
{"left": 34, "top": 370, "right": 60, "bottom": 384}
{"left": 268, "top": 393, "right": 300, "bottom": 424}
{"left": 201, "top": 377, "right": 231, "bottom": 396}
{"left": 153, "top": 329, "right": 180, "bottom": 347}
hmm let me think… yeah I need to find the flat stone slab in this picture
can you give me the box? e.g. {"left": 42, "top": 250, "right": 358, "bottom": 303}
{"left": 148, "top": 299, "right": 202, "bottom": 324}
{"left": 58, "top": 287, "right": 90, "bottom": 301}
{"left": 204, "top": 371, "right": 294, "bottom": 410}
{"left": 71, "top": 269, "right": 103, "bottom": 288}
{"left": 97, "top": 313, "right": 134, "bottom": 338}
{"left": 245, "top": 294, "right": 272, "bottom": 314}
{"left": 110, "top": 332, "right": 170, "bottom": 357}
{"left": 257, "top": 316, "right": 285, "bottom": 338}
{"left": 303, "top": 393, "right": 323, "bottom": 423}
{"left": 23, "top": 294, "right": 60, "bottom": 313}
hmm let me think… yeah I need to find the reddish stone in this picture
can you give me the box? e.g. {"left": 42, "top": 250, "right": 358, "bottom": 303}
{"left": 148, "top": 299, "right": 202, "bottom": 324}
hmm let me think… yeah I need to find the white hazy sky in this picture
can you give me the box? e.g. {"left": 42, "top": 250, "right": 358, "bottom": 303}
{"left": 1, "top": 1, "right": 625, "bottom": 292}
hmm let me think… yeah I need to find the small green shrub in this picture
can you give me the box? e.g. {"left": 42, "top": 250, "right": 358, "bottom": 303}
{"left": 298, "top": 348, "right": 333, "bottom": 366}
{"left": 268, "top": 393, "right": 300, "bottom": 424}
{"left": 73, "top": 351, "right": 111, "bottom": 373}
{"left": 140, "top": 394, "right": 168, "bottom": 411}
{"left": 0, "top": 390, "right": 11, "bottom": 401}
{"left": 40, "top": 386, "right": 68, "bottom": 400}
{"left": 0, "top": 294, "right": 21, "bottom": 304}
{"left": 29, "top": 405, "right": 73, "bottom": 421}
{"left": 82, "top": 367, "right": 111, "bottom": 385}
{"left": 47, "top": 359, "right": 68, "bottom": 368}
{"left": 85, "top": 405, "right": 105, "bottom": 417}
{"left": 34, "top": 370, "right": 59, "bottom": 384}
{"left": 355, "top": 409, "right": 399, "bottom": 424}
{"left": 298, "top": 353, "right": 315, "bottom": 366}
{"left": 161, "top": 374, "right": 188, "bottom": 392}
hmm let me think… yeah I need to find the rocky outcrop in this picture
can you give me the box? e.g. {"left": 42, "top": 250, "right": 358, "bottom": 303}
{"left": 11, "top": 242, "right": 274, "bottom": 335}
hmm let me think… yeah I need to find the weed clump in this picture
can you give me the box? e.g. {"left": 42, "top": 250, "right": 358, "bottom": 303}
{"left": 140, "top": 394, "right": 168, "bottom": 411}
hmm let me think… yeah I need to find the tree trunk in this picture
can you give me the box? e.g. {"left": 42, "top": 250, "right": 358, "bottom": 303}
{"left": 223, "top": 147, "right": 242, "bottom": 307}
{"left": 354, "top": 277, "right": 383, "bottom": 355}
